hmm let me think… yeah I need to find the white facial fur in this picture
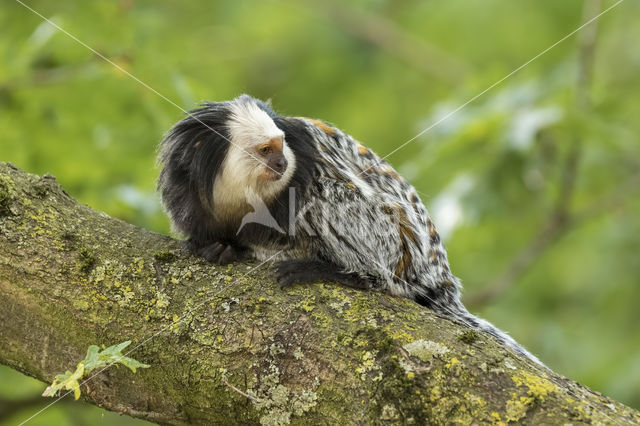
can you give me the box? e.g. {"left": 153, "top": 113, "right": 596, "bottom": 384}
{"left": 212, "top": 97, "right": 296, "bottom": 222}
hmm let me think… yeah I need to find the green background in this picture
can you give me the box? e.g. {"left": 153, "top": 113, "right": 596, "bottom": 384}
{"left": 1, "top": 0, "right": 638, "bottom": 424}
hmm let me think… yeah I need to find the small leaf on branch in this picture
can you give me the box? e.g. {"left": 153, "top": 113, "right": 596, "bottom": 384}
{"left": 42, "top": 340, "right": 150, "bottom": 400}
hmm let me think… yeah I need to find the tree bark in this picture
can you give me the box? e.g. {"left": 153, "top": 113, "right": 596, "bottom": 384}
{"left": 0, "top": 162, "right": 638, "bottom": 425}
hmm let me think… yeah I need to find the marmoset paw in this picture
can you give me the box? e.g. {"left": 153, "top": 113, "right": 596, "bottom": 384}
{"left": 196, "top": 242, "right": 227, "bottom": 263}
{"left": 276, "top": 260, "right": 309, "bottom": 288}
{"left": 193, "top": 242, "right": 249, "bottom": 265}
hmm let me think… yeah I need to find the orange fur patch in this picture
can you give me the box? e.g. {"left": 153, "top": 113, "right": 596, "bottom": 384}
{"left": 311, "top": 119, "right": 336, "bottom": 135}
{"left": 394, "top": 233, "right": 412, "bottom": 280}
{"left": 381, "top": 167, "right": 400, "bottom": 179}
{"left": 269, "top": 136, "right": 283, "bottom": 151}
{"left": 381, "top": 204, "right": 394, "bottom": 216}
{"left": 257, "top": 136, "right": 284, "bottom": 155}
{"left": 297, "top": 117, "right": 336, "bottom": 135}
{"left": 393, "top": 204, "right": 418, "bottom": 280}
{"left": 429, "top": 226, "right": 439, "bottom": 239}
{"left": 426, "top": 218, "right": 439, "bottom": 238}
{"left": 397, "top": 217, "right": 418, "bottom": 246}
{"left": 429, "top": 249, "right": 437, "bottom": 262}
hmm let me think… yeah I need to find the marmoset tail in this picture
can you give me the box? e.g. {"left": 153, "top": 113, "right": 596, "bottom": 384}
{"left": 157, "top": 94, "right": 544, "bottom": 366}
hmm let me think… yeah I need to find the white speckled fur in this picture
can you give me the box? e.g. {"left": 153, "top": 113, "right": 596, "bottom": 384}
{"left": 232, "top": 105, "right": 544, "bottom": 367}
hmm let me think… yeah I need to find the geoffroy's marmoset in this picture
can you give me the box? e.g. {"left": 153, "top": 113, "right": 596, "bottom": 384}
{"left": 157, "top": 94, "right": 544, "bottom": 366}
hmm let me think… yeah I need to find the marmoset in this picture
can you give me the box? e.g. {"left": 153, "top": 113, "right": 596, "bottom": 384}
{"left": 157, "top": 94, "right": 543, "bottom": 366}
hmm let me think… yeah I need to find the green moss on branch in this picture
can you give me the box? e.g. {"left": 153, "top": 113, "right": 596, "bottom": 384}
{"left": 0, "top": 162, "right": 638, "bottom": 425}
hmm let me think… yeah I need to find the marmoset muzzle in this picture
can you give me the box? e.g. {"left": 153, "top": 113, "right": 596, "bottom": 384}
{"left": 262, "top": 156, "right": 288, "bottom": 181}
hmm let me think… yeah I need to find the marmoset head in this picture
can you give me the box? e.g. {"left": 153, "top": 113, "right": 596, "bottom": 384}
{"left": 157, "top": 94, "right": 297, "bottom": 229}
{"left": 224, "top": 95, "right": 295, "bottom": 191}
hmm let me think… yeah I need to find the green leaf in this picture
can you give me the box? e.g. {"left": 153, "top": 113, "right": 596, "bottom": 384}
{"left": 42, "top": 341, "right": 150, "bottom": 400}
{"left": 115, "top": 356, "right": 149, "bottom": 373}
{"left": 101, "top": 340, "right": 132, "bottom": 357}
{"left": 82, "top": 345, "right": 101, "bottom": 370}
{"left": 42, "top": 363, "right": 84, "bottom": 400}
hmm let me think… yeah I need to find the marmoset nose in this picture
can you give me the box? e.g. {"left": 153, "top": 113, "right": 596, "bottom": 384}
{"left": 274, "top": 158, "right": 288, "bottom": 173}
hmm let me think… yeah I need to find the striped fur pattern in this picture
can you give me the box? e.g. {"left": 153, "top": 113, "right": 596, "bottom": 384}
{"left": 157, "top": 94, "right": 544, "bottom": 366}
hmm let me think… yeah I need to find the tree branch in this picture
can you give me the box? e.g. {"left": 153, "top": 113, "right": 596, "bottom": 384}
{"left": 0, "top": 162, "right": 638, "bottom": 425}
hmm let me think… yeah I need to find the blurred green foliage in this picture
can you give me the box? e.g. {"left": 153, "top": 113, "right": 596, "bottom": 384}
{"left": 1, "top": 0, "right": 639, "bottom": 423}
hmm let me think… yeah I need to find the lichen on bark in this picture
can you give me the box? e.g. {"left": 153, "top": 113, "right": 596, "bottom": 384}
{"left": 0, "top": 162, "right": 638, "bottom": 425}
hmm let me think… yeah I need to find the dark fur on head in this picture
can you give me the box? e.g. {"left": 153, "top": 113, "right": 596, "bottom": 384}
{"left": 157, "top": 101, "right": 232, "bottom": 244}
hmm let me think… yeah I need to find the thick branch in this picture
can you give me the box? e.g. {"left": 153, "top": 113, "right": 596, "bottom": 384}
{"left": 0, "top": 162, "right": 638, "bottom": 425}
